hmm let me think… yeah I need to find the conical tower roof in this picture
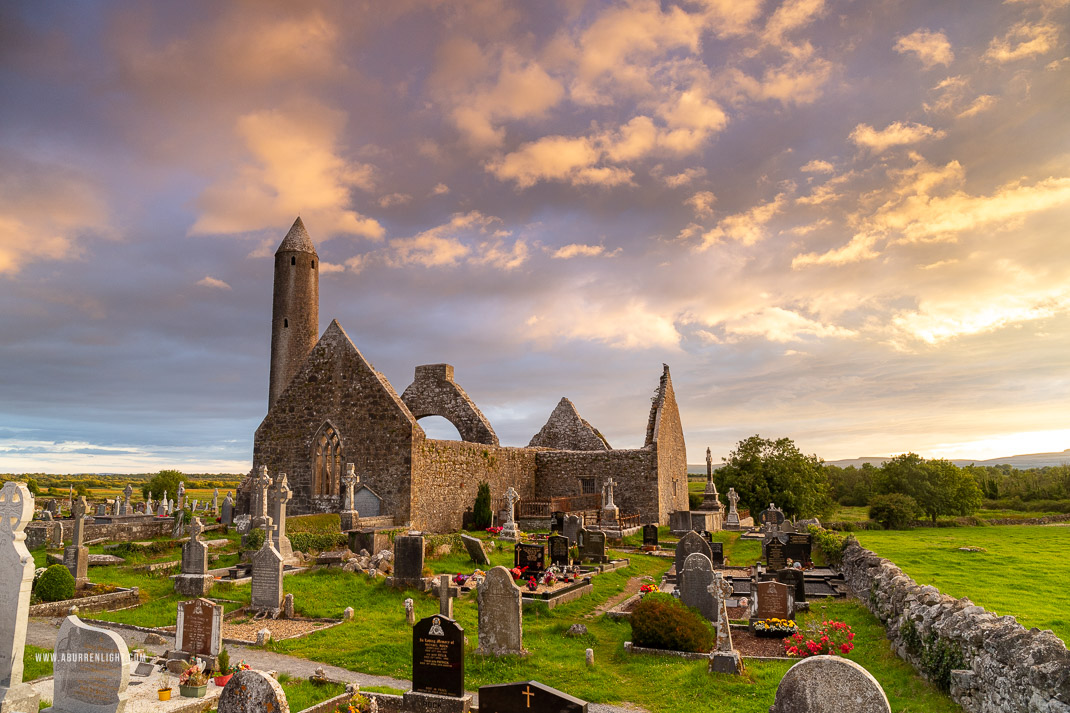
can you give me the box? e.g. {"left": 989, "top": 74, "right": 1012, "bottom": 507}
{"left": 276, "top": 217, "right": 318, "bottom": 255}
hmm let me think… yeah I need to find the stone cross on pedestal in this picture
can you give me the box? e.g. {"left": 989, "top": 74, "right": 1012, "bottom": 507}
{"left": 340, "top": 464, "right": 360, "bottom": 531}
{"left": 113, "top": 494, "right": 121, "bottom": 515}
{"left": 212, "top": 488, "right": 219, "bottom": 515}
{"left": 0, "top": 481, "right": 41, "bottom": 712}
{"left": 121, "top": 484, "right": 133, "bottom": 515}
{"left": 177, "top": 481, "right": 186, "bottom": 511}
{"left": 438, "top": 574, "right": 459, "bottom": 619}
{"left": 724, "top": 487, "right": 741, "bottom": 529}
{"left": 64, "top": 496, "right": 89, "bottom": 588}
{"left": 602, "top": 478, "right": 617, "bottom": 509}
{"left": 158, "top": 491, "right": 169, "bottom": 518}
{"left": 270, "top": 473, "right": 293, "bottom": 560}
{"left": 708, "top": 571, "right": 742, "bottom": 675}
{"left": 501, "top": 487, "right": 521, "bottom": 541}
{"left": 727, "top": 488, "right": 739, "bottom": 513}
{"left": 189, "top": 516, "right": 204, "bottom": 541}
{"left": 253, "top": 465, "right": 272, "bottom": 527}
{"left": 706, "top": 447, "right": 713, "bottom": 482}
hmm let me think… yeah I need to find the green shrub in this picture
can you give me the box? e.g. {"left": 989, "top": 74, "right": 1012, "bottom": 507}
{"left": 630, "top": 593, "right": 713, "bottom": 653}
{"left": 808, "top": 525, "right": 850, "bottom": 566}
{"left": 900, "top": 617, "right": 922, "bottom": 653}
{"left": 34, "top": 564, "right": 75, "bottom": 602}
{"left": 472, "top": 482, "right": 492, "bottom": 530}
{"left": 245, "top": 528, "right": 266, "bottom": 552}
{"left": 216, "top": 647, "right": 230, "bottom": 675}
{"left": 869, "top": 493, "right": 919, "bottom": 530}
{"left": 289, "top": 532, "right": 347, "bottom": 553}
{"left": 920, "top": 633, "right": 965, "bottom": 692}
{"left": 688, "top": 492, "right": 703, "bottom": 509}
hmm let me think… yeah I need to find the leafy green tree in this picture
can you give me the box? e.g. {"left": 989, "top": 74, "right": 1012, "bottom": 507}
{"left": 868, "top": 493, "right": 919, "bottom": 529}
{"left": 25, "top": 478, "right": 40, "bottom": 497}
{"left": 874, "top": 453, "right": 982, "bottom": 524}
{"left": 714, "top": 435, "right": 833, "bottom": 520}
{"left": 141, "top": 470, "right": 186, "bottom": 501}
{"left": 472, "top": 481, "right": 492, "bottom": 530}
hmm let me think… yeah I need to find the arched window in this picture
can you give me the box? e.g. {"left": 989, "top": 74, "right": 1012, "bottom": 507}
{"left": 291, "top": 256, "right": 296, "bottom": 265}
{"left": 313, "top": 423, "right": 343, "bottom": 496}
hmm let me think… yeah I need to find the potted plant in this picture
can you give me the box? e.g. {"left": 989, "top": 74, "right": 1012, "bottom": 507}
{"left": 158, "top": 682, "right": 172, "bottom": 701}
{"left": 178, "top": 662, "right": 209, "bottom": 698}
{"left": 213, "top": 647, "right": 233, "bottom": 687}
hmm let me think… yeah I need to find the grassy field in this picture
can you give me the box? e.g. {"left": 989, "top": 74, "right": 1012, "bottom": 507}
{"left": 854, "top": 525, "right": 1070, "bottom": 645}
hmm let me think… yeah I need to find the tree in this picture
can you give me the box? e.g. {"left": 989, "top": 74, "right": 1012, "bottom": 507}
{"left": 874, "top": 453, "right": 983, "bottom": 524}
{"left": 141, "top": 470, "right": 186, "bottom": 501}
{"left": 868, "top": 493, "right": 919, "bottom": 529}
{"left": 25, "top": 478, "right": 40, "bottom": 497}
{"left": 472, "top": 481, "right": 492, "bottom": 530}
{"left": 714, "top": 435, "right": 834, "bottom": 520}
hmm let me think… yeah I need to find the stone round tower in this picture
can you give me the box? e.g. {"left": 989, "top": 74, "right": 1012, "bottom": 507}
{"left": 269, "top": 217, "right": 319, "bottom": 408}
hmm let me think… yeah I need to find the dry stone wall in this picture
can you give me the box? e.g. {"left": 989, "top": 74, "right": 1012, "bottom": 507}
{"left": 535, "top": 448, "right": 658, "bottom": 520}
{"left": 840, "top": 541, "right": 1070, "bottom": 713}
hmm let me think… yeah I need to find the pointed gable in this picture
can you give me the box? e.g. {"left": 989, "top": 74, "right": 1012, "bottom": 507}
{"left": 528, "top": 397, "right": 611, "bottom": 451}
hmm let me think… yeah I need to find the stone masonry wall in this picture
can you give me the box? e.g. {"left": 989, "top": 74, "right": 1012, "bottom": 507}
{"left": 534, "top": 448, "right": 659, "bottom": 522}
{"left": 528, "top": 397, "right": 610, "bottom": 451}
{"left": 409, "top": 437, "right": 537, "bottom": 533}
{"left": 400, "top": 364, "right": 499, "bottom": 446}
{"left": 650, "top": 366, "right": 689, "bottom": 522}
{"left": 253, "top": 320, "right": 418, "bottom": 522}
{"left": 840, "top": 540, "right": 1070, "bottom": 713}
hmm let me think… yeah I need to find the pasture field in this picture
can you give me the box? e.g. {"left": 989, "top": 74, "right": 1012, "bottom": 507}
{"left": 854, "top": 525, "right": 1070, "bottom": 645}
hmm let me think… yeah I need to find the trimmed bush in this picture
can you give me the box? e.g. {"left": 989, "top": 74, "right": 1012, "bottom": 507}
{"left": 868, "top": 493, "right": 919, "bottom": 530}
{"left": 35, "top": 564, "right": 76, "bottom": 602}
{"left": 244, "top": 528, "right": 266, "bottom": 552}
{"left": 630, "top": 593, "right": 713, "bottom": 653}
{"left": 808, "top": 525, "right": 850, "bottom": 566}
{"left": 289, "top": 532, "right": 347, "bottom": 553}
{"left": 472, "top": 482, "right": 492, "bottom": 530}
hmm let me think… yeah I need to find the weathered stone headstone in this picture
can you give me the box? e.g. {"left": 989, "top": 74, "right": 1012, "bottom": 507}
{"left": 174, "top": 517, "right": 214, "bottom": 596}
{"left": 669, "top": 510, "right": 692, "bottom": 533}
{"left": 391, "top": 534, "right": 425, "bottom": 587}
{"left": 751, "top": 580, "right": 793, "bottom": 623}
{"left": 674, "top": 530, "right": 713, "bottom": 578}
{"left": 339, "top": 464, "right": 360, "bottom": 532}
{"left": 95, "top": 504, "right": 107, "bottom": 517}
{"left": 221, "top": 491, "right": 234, "bottom": 525}
{"left": 176, "top": 481, "right": 186, "bottom": 511}
{"left": 642, "top": 524, "right": 659, "bottom": 547}
{"left": 548, "top": 535, "right": 570, "bottom": 567}
{"left": 708, "top": 572, "right": 742, "bottom": 675}
{"left": 251, "top": 519, "right": 284, "bottom": 614}
{"left": 709, "top": 541, "right": 724, "bottom": 568}
{"left": 157, "top": 492, "right": 168, "bottom": 518}
{"left": 212, "top": 488, "right": 219, "bottom": 516}
{"left": 769, "top": 656, "right": 890, "bottom": 713}
{"left": 437, "top": 575, "right": 459, "bottom": 619}
{"left": 45, "top": 615, "right": 129, "bottom": 713}
{"left": 776, "top": 568, "right": 806, "bottom": 603}
{"left": 63, "top": 496, "right": 88, "bottom": 589}
{"left": 460, "top": 533, "right": 491, "bottom": 565}
{"left": 582, "top": 530, "right": 608, "bottom": 563}
{"left": 0, "top": 482, "right": 40, "bottom": 712}
{"left": 599, "top": 478, "right": 619, "bottom": 524}
{"left": 412, "top": 614, "right": 465, "bottom": 698}
{"left": 550, "top": 511, "right": 565, "bottom": 533}
{"left": 40, "top": 510, "right": 53, "bottom": 522}
{"left": 514, "top": 543, "right": 545, "bottom": 575}
{"left": 269, "top": 473, "right": 293, "bottom": 560}
{"left": 724, "top": 487, "right": 741, "bottom": 529}
{"left": 477, "top": 681, "right": 587, "bottom": 713}
{"left": 477, "top": 566, "right": 525, "bottom": 656}
{"left": 679, "top": 553, "right": 718, "bottom": 622}
{"left": 759, "top": 503, "right": 785, "bottom": 531}
{"left": 218, "top": 669, "right": 290, "bottom": 713}
{"left": 501, "top": 487, "right": 521, "bottom": 542}
{"left": 48, "top": 521, "right": 63, "bottom": 547}
{"left": 562, "top": 514, "right": 582, "bottom": 546}
{"left": 251, "top": 466, "right": 271, "bottom": 528}
{"left": 175, "top": 597, "right": 222, "bottom": 659}
{"left": 120, "top": 484, "right": 132, "bottom": 516}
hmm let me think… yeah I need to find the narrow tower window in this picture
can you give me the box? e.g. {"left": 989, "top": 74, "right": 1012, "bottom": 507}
{"left": 311, "top": 261, "right": 315, "bottom": 269}
{"left": 283, "top": 319, "right": 288, "bottom": 328}
{"left": 291, "top": 256, "right": 296, "bottom": 265}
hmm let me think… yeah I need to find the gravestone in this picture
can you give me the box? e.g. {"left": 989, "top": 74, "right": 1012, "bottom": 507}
{"left": 766, "top": 540, "right": 788, "bottom": 571}
{"left": 751, "top": 580, "right": 794, "bottom": 624}
{"left": 40, "top": 511, "right": 53, "bottom": 521}
{"left": 669, "top": 510, "right": 692, "bottom": 533}
{"left": 437, "top": 575, "right": 460, "bottom": 618}
{"left": 412, "top": 614, "right": 465, "bottom": 698}
{"left": 177, "top": 481, "right": 186, "bottom": 511}
{"left": 218, "top": 669, "right": 290, "bottom": 713}
{"left": 769, "top": 656, "right": 890, "bottom": 713}
{"left": 351, "top": 529, "right": 391, "bottom": 558}
{"left": 674, "top": 530, "right": 713, "bottom": 578}
{"left": 212, "top": 488, "right": 219, "bottom": 516}
{"left": 269, "top": 473, "right": 294, "bottom": 560}
{"left": 708, "top": 571, "right": 742, "bottom": 675}
{"left": 477, "top": 681, "right": 587, "bottom": 713}
{"left": 172, "top": 510, "right": 185, "bottom": 537}
{"left": 95, "top": 504, "right": 107, "bottom": 517}
{"left": 339, "top": 464, "right": 360, "bottom": 532}
{"left": 785, "top": 532, "right": 812, "bottom": 565}
{"left": 157, "top": 492, "right": 168, "bottom": 518}
{"left": 501, "top": 487, "right": 521, "bottom": 542}
{"left": 460, "top": 534, "right": 490, "bottom": 565}
{"left": 251, "top": 466, "right": 271, "bottom": 528}
{"left": 562, "top": 514, "right": 582, "bottom": 546}
{"left": 514, "top": 543, "right": 545, "bottom": 576}
{"left": 679, "top": 553, "right": 718, "bottom": 622}
{"left": 550, "top": 511, "right": 565, "bottom": 533}
{"left": 759, "top": 503, "right": 786, "bottom": 530}
{"left": 49, "top": 522, "right": 63, "bottom": 547}
{"left": 642, "top": 524, "right": 659, "bottom": 547}
{"left": 221, "top": 491, "right": 234, "bottom": 525}
{"left": 46, "top": 500, "right": 60, "bottom": 517}
{"left": 251, "top": 519, "right": 284, "bottom": 614}
{"left": 175, "top": 597, "right": 223, "bottom": 660}
{"left": 63, "top": 496, "right": 89, "bottom": 588}
{"left": 477, "top": 566, "right": 525, "bottom": 656}
{"left": 391, "top": 534, "right": 426, "bottom": 588}
{"left": 724, "top": 487, "right": 741, "bottom": 529}
{"left": 120, "top": 484, "right": 132, "bottom": 516}
{"left": 599, "top": 478, "right": 619, "bottom": 524}
{"left": 548, "top": 534, "right": 570, "bottom": 567}
{"left": 581, "top": 530, "right": 608, "bottom": 563}
{"left": 0, "top": 482, "right": 40, "bottom": 713}
{"left": 45, "top": 615, "right": 129, "bottom": 713}
{"left": 174, "top": 516, "right": 214, "bottom": 596}
{"left": 777, "top": 568, "right": 806, "bottom": 603}
{"left": 709, "top": 541, "right": 724, "bottom": 568}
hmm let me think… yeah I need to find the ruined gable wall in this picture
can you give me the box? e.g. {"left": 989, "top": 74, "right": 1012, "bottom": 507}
{"left": 652, "top": 368, "right": 689, "bottom": 522}
{"left": 253, "top": 324, "right": 418, "bottom": 521}
{"left": 534, "top": 449, "right": 660, "bottom": 522}
{"left": 409, "top": 437, "right": 537, "bottom": 533}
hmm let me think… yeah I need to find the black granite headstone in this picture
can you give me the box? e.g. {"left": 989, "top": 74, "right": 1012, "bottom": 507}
{"left": 514, "top": 543, "right": 546, "bottom": 575}
{"left": 642, "top": 524, "right": 658, "bottom": 546}
{"left": 582, "top": 530, "right": 607, "bottom": 563}
{"left": 766, "top": 541, "right": 787, "bottom": 571}
{"left": 709, "top": 541, "right": 724, "bottom": 568}
{"left": 394, "top": 535, "right": 425, "bottom": 580}
{"left": 477, "top": 680, "right": 588, "bottom": 713}
{"left": 550, "top": 512, "right": 565, "bottom": 533}
{"left": 548, "top": 535, "right": 570, "bottom": 567}
{"left": 412, "top": 615, "right": 465, "bottom": 698}
{"left": 784, "top": 533, "right": 812, "bottom": 565}
{"left": 776, "top": 568, "right": 806, "bottom": 603}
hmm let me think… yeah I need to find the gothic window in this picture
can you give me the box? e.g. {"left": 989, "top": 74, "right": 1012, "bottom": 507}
{"left": 313, "top": 423, "right": 343, "bottom": 496}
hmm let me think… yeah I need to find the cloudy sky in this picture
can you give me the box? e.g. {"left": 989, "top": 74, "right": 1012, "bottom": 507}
{"left": 2, "top": 0, "right": 1069, "bottom": 474}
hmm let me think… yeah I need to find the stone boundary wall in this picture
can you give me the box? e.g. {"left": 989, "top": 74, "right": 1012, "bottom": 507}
{"left": 28, "top": 586, "right": 140, "bottom": 617}
{"left": 839, "top": 541, "right": 1070, "bottom": 713}
{"left": 26, "top": 518, "right": 174, "bottom": 548}
{"left": 828, "top": 512, "right": 1070, "bottom": 530}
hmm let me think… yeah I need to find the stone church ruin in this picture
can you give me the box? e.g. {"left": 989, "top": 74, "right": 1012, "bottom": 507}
{"left": 241, "top": 218, "right": 689, "bottom": 532}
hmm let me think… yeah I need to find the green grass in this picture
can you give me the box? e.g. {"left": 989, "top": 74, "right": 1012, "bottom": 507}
{"left": 24, "top": 644, "right": 53, "bottom": 681}
{"left": 855, "top": 525, "right": 1070, "bottom": 645}
{"left": 277, "top": 675, "right": 346, "bottom": 711}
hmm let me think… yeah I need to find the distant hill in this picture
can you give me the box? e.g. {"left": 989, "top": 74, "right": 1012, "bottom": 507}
{"left": 689, "top": 449, "right": 1070, "bottom": 473}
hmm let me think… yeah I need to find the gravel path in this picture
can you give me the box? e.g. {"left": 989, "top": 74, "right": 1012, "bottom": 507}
{"left": 26, "top": 617, "right": 648, "bottom": 713}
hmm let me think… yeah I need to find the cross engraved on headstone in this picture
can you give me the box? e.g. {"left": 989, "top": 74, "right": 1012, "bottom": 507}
{"left": 438, "top": 574, "right": 459, "bottom": 619}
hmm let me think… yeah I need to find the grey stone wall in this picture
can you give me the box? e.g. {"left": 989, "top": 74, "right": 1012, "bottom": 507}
{"left": 528, "top": 397, "right": 610, "bottom": 451}
{"left": 401, "top": 364, "right": 499, "bottom": 446}
{"left": 649, "top": 365, "right": 690, "bottom": 522}
{"left": 840, "top": 540, "right": 1069, "bottom": 713}
{"left": 269, "top": 218, "right": 319, "bottom": 408}
{"left": 534, "top": 449, "right": 658, "bottom": 520}
{"left": 410, "top": 437, "right": 537, "bottom": 532}
{"left": 253, "top": 320, "right": 419, "bottom": 522}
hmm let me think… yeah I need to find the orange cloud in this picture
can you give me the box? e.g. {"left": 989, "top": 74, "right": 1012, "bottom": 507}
{"left": 894, "top": 29, "right": 954, "bottom": 68}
